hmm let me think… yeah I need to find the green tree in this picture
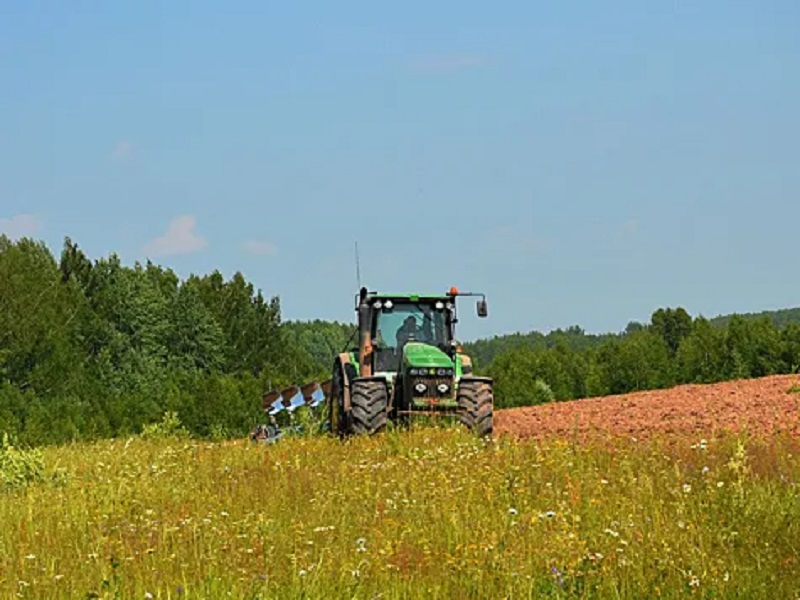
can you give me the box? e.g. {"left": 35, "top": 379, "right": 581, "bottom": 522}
{"left": 651, "top": 307, "right": 693, "bottom": 356}
{"left": 676, "top": 317, "right": 727, "bottom": 383}
{"left": 780, "top": 323, "right": 800, "bottom": 373}
{"left": 588, "top": 330, "right": 673, "bottom": 396}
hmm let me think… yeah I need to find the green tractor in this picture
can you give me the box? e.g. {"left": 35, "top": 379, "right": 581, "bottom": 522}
{"left": 327, "top": 286, "right": 493, "bottom": 437}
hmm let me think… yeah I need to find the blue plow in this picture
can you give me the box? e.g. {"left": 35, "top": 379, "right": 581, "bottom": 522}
{"left": 251, "top": 380, "right": 332, "bottom": 442}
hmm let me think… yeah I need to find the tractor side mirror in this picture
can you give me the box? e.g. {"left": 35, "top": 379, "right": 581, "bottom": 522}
{"left": 477, "top": 299, "right": 488, "bottom": 318}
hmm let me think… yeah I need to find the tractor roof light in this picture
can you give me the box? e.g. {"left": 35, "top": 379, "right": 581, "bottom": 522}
{"left": 449, "top": 286, "right": 459, "bottom": 296}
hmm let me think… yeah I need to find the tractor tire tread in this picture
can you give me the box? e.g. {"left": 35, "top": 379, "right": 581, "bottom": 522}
{"left": 457, "top": 380, "right": 494, "bottom": 437}
{"left": 350, "top": 379, "right": 388, "bottom": 435}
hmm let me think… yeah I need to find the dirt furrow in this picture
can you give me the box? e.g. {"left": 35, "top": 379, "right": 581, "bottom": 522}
{"left": 495, "top": 374, "right": 800, "bottom": 441}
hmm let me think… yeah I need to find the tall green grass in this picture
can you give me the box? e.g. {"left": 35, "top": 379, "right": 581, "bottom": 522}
{"left": 1, "top": 427, "right": 799, "bottom": 598}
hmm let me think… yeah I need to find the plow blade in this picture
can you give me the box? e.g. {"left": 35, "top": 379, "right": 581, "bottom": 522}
{"left": 301, "top": 381, "right": 328, "bottom": 408}
{"left": 263, "top": 389, "right": 283, "bottom": 416}
{"left": 281, "top": 385, "right": 306, "bottom": 413}
{"left": 261, "top": 380, "right": 332, "bottom": 417}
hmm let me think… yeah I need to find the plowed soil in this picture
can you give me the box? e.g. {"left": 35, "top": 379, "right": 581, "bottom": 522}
{"left": 495, "top": 374, "right": 800, "bottom": 442}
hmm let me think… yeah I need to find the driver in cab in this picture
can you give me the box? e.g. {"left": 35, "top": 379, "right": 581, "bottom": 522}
{"left": 396, "top": 315, "right": 420, "bottom": 347}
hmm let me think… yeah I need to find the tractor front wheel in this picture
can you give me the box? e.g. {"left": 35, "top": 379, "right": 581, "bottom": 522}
{"left": 457, "top": 378, "right": 493, "bottom": 437}
{"left": 349, "top": 378, "right": 388, "bottom": 435}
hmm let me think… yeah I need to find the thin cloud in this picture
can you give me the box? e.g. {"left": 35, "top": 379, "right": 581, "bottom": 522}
{"left": 111, "top": 140, "right": 133, "bottom": 161}
{"left": 143, "top": 215, "right": 207, "bottom": 257}
{"left": 243, "top": 239, "right": 278, "bottom": 256}
{"left": 410, "top": 55, "right": 488, "bottom": 73}
{"left": 0, "top": 213, "right": 42, "bottom": 240}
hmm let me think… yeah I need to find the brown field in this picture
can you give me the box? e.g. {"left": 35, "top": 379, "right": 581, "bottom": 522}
{"left": 496, "top": 373, "right": 800, "bottom": 442}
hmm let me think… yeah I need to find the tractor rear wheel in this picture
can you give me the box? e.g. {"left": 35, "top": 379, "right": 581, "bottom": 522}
{"left": 457, "top": 379, "right": 493, "bottom": 437}
{"left": 349, "top": 378, "right": 388, "bottom": 435}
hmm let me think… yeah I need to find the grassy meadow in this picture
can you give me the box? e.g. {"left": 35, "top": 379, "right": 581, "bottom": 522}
{"left": 1, "top": 426, "right": 799, "bottom": 599}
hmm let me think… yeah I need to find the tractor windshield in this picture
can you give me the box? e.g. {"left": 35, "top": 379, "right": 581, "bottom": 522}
{"left": 372, "top": 301, "right": 449, "bottom": 372}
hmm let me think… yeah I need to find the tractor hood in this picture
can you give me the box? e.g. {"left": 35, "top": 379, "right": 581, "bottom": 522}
{"left": 402, "top": 342, "right": 454, "bottom": 369}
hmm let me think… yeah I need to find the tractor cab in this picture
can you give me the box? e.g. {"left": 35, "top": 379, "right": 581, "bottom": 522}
{"left": 369, "top": 296, "right": 453, "bottom": 373}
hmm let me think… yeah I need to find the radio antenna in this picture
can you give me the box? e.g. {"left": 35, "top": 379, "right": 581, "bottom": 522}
{"left": 355, "top": 241, "right": 362, "bottom": 289}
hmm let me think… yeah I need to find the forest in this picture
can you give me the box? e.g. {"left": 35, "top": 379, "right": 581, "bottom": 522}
{"left": 477, "top": 306, "right": 800, "bottom": 408}
{"left": 2, "top": 234, "right": 800, "bottom": 445}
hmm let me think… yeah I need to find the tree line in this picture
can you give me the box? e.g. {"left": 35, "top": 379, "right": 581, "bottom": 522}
{"left": 3, "top": 234, "right": 799, "bottom": 444}
{"left": 477, "top": 307, "right": 800, "bottom": 408}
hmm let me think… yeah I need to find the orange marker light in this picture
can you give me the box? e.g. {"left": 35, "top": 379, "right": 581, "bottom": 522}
{"left": 449, "top": 286, "right": 459, "bottom": 296}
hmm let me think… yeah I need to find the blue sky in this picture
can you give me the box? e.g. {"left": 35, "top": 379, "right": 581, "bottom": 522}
{"left": 1, "top": 1, "right": 798, "bottom": 341}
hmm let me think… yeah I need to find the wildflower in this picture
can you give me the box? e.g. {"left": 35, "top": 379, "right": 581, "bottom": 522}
{"left": 701, "top": 466, "right": 710, "bottom": 475}
{"left": 717, "top": 481, "right": 725, "bottom": 488}
{"left": 508, "top": 507, "right": 518, "bottom": 516}
{"left": 683, "top": 483, "right": 692, "bottom": 493}
{"left": 550, "top": 566, "right": 565, "bottom": 588}
{"left": 689, "top": 575, "right": 700, "bottom": 588}
{"left": 299, "top": 569, "right": 307, "bottom": 577}
{"left": 145, "top": 593, "right": 154, "bottom": 599}
{"left": 604, "top": 528, "right": 619, "bottom": 538}
{"left": 600, "top": 479, "right": 609, "bottom": 485}
{"left": 356, "top": 537, "right": 367, "bottom": 553}
{"left": 587, "top": 551, "right": 604, "bottom": 561}
{"left": 546, "top": 510, "right": 556, "bottom": 518}
{"left": 25, "top": 554, "right": 35, "bottom": 560}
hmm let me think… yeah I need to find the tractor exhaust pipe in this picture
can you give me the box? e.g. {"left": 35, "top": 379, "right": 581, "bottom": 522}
{"left": 358, "top": 290, "right": 372, "bottom": 377}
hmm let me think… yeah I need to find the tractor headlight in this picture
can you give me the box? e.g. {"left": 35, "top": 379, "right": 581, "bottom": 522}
{"left": 436, "top": 368, "right": 454, "bottom": 376}
{"left": 436, "top": 383, "right": 450, "bottom": 395}
{"left": 414, "top": 382, "right": 427, "bottom": 395}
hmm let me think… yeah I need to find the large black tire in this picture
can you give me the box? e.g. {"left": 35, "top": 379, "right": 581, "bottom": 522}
{"left": 349, "top": 378, "right": 388, "bottom": 435}
{"left": 457, "top": 379, "right": 493, "bottom": 437}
